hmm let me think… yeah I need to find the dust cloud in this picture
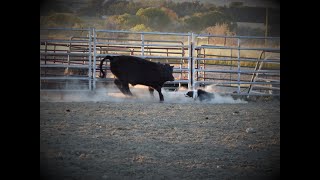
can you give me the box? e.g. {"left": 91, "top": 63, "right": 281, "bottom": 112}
{"left": 40, "top": 83, "right": 247, "bottom": 104}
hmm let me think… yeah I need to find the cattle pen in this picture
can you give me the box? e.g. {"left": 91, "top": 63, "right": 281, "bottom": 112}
{"left": 40, "top": 28, "right": 280, "bottom": 179}
{"left": 40, "top": 28, "right": 280, "bottom": 98}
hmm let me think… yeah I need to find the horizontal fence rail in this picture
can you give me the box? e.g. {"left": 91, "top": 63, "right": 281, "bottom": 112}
{"left": 40, "top": 28, "right": 280, "bottom": 97}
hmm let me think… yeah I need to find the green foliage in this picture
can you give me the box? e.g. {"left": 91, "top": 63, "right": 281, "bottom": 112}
{"left": 104, "top": 15, "right": 122, "bottom": 30}
{"left": 138, "top": 0, "right": 167, "bottom": 7}
{"left": 136, "top": 7, "right": 171, "bottom": 31}
{"left": 160, "top": 7, "right": 178, "bottom": 21}
{"left": 130, "top": 24, "right": 152, "bottom": 32}
{"left": 102, "top": 6, "right": 180, "bottom": 32}
{"left": 182, "top": 14, "right": 202, "bottom": 32}
{"left": 40, "top": 13, "right": 84, "bottom": 28}
{"left": 77, "top": 0, "right": 104, "bottom": 17}
{"left": 236, "top": 26, "right": 265, "bottom": 36}
{"left": 40, "top": 0, "right": 73, "bottom": 15}
{"left": 116, "top": 13, "right": 142, "bottom": 29}
{"left": 40, "top": 0, "right": 279, "bottom": 37}
{"left": 229, "top": 2, "right": 244, "bottom": 8}
{"left": 77, "top": 0, "right": 141, "bottom": 17}
{"left": 183, "top": 11, "right": 234, "bottom": 32}
{"left": 163, "top": 1, "right": 208, "bottom": 17}
{"left": 102, "top": 0, "right": 141, "bottom": 15}
{"left": 203, "top": 11, "right": 228, "bottom": 26}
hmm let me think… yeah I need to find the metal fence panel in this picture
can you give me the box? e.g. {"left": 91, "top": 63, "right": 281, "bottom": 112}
{"left": 40, "top": 28, "right": 280, "bottom": 97}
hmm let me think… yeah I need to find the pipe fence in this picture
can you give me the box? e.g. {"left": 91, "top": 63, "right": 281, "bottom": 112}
{"left": 40, "top": 28, "right": 280, "bottom": 97}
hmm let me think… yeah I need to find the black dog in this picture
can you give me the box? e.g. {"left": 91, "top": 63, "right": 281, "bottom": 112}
{"left": 185, "top": 89, "right": 215, "bottom": 101}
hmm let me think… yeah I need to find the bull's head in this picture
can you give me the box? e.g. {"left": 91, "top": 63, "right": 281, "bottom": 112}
{"left": 163, "top": 64, "right": 175, "bottom": 81}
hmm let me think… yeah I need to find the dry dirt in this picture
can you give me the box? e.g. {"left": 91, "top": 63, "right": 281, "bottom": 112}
{"left": 40, "top": 90, "right": 280, "bottom": 180}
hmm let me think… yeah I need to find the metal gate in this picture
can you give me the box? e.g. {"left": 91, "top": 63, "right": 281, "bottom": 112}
{"left": 191, "top": 33, "right": 280, "bottom": 96}
{"left": 40, "top": 28, "right": 280, "bottom": 97}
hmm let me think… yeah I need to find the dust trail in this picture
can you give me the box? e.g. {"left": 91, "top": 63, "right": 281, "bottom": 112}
{"left": 206, "top": 93, "right": 247, "bottom": 104}
{"left": 40, "top": 83, "right": 247, "bottom": 104}
{"left": 202, "top": 84, "right": 248, "bottom": 104}
{"left": 40, "top": 85, "right": 192, "bottom": 103}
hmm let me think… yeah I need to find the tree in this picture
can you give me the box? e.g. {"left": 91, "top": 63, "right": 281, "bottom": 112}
{"left": 115, "top": 13, "right": 142, "bottom": 29}
{"left": 229, "top": 2, "right": 244, "bottom": 8}
{"left": 77, "top": 0, "right": 104, "bottom": 17}
{"left": 183, "top": 11, "right": 235, "bottom": 33}
{"left": 40, "top": 0, "right": 73, "bottom": 16}
{"left": 105, "top": 15, "right": 121, "bottom": 30}
{"left": 165, "top": 1, "right": 207, "bottom": 18}
{"left": 160, "top": 7, "right": 178, "bottom": 21}
{"left": 40, "top": 13, "right": 83, "bottom": 28}
{"left": 182, "top": 14, "right": 204, "bottom": 32}
{"left": 136, "top": 7, "right": 171, "bottom": 31}
{"left": 202, "top": 23, "right": 236, "bottom": 45}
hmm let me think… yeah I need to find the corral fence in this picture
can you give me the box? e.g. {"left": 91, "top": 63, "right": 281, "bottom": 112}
{"left": 40, "top": 28, "right": 280, "bottom": 97}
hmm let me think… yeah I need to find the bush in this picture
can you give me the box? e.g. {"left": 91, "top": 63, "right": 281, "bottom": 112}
{"left": 40, "top": 13, "right": 83, "bottom": 28}
{"left": 130, "top": 24, "right": 152, "bottom": 32}
{"left": 202, "top": 23, "right": 236, "bottom": 45}
{"left": 136, "top": 7, "right": 171, "bottom": 31}
{"left": 183, "top": 11, "right": 235, "bottom": 33}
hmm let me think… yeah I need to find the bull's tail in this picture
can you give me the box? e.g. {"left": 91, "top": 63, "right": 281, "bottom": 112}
{"left": 99, "top": 55, "right": 113, "bottom": 78}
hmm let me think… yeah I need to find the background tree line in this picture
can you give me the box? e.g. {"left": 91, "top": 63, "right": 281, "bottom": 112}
{"left": 40, "top": 0, "right": 280, "bottom": 37}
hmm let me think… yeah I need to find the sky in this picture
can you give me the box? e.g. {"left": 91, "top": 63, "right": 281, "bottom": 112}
{"left": 45, "top": 0, "right": 280, "bottom": 9}
{"left": 128, "top": 0, "right": 280, "bottom": 8}
{"left": 211, "top": 0, "right": 279, "bottom": 8}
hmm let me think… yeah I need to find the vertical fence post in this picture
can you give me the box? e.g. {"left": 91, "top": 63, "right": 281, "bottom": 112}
{"left": 53, "top": 45, "right": 56, "bottom": 63}
{"left": 180, "top": 41, "right": 185, "bottom": 87}
{"left": 93, "top": 28, "right": 97, "bottom": 91}
{"left": 179, "top": 42, "right": 183, "bottom": 87}
{"left": 67, "top": 55, "right": 70, "bottom": 74}
{"left": 44, "top": 41, "right": 47, "bottom": 77}
{"left": 67, "top": 40, "right": 71, "bottom": 74}
{"left": 187, "top": 33, "right": 192, "bottom": 89}
{"left": 203, "top": 48, "right": 206, "bottom": 81}
{"left": 88, "top": 28, "right": 92, "bottom": 91}
{"left": 191, "top": 33, "right": 196, "bottom": 98}
{"left": 141, "top": 33, "right": 144, "bottom": 56}
{"left": 237, "top": 37, "right": 241, "bottom": 94}
{"left": 230, "top": 48, "right": 233, "bottom": 85}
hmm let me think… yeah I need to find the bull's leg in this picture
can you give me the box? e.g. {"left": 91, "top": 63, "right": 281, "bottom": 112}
{"left": 121, "top": 82, "right": 133, "bottom": 96}
{"left": 148, "top": 87, "right": 154, "bottom": 97}
{"left": 154, "top": 86, "right": 164, "bottom": 102}
{"left": 114, "top": 79, "right": 133, "bottom": 97}
{"left": 114, "top": 79, "right": 127, "bottom": 95}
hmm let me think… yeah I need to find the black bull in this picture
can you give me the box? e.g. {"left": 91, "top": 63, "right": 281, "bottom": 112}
{"left": 99, "top": 55, "right": 174, "bottom": 101}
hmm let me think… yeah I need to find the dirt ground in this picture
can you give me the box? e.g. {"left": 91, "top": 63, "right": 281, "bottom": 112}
{"left": 40, "top": 90, "right": 280, "bottom": 180}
